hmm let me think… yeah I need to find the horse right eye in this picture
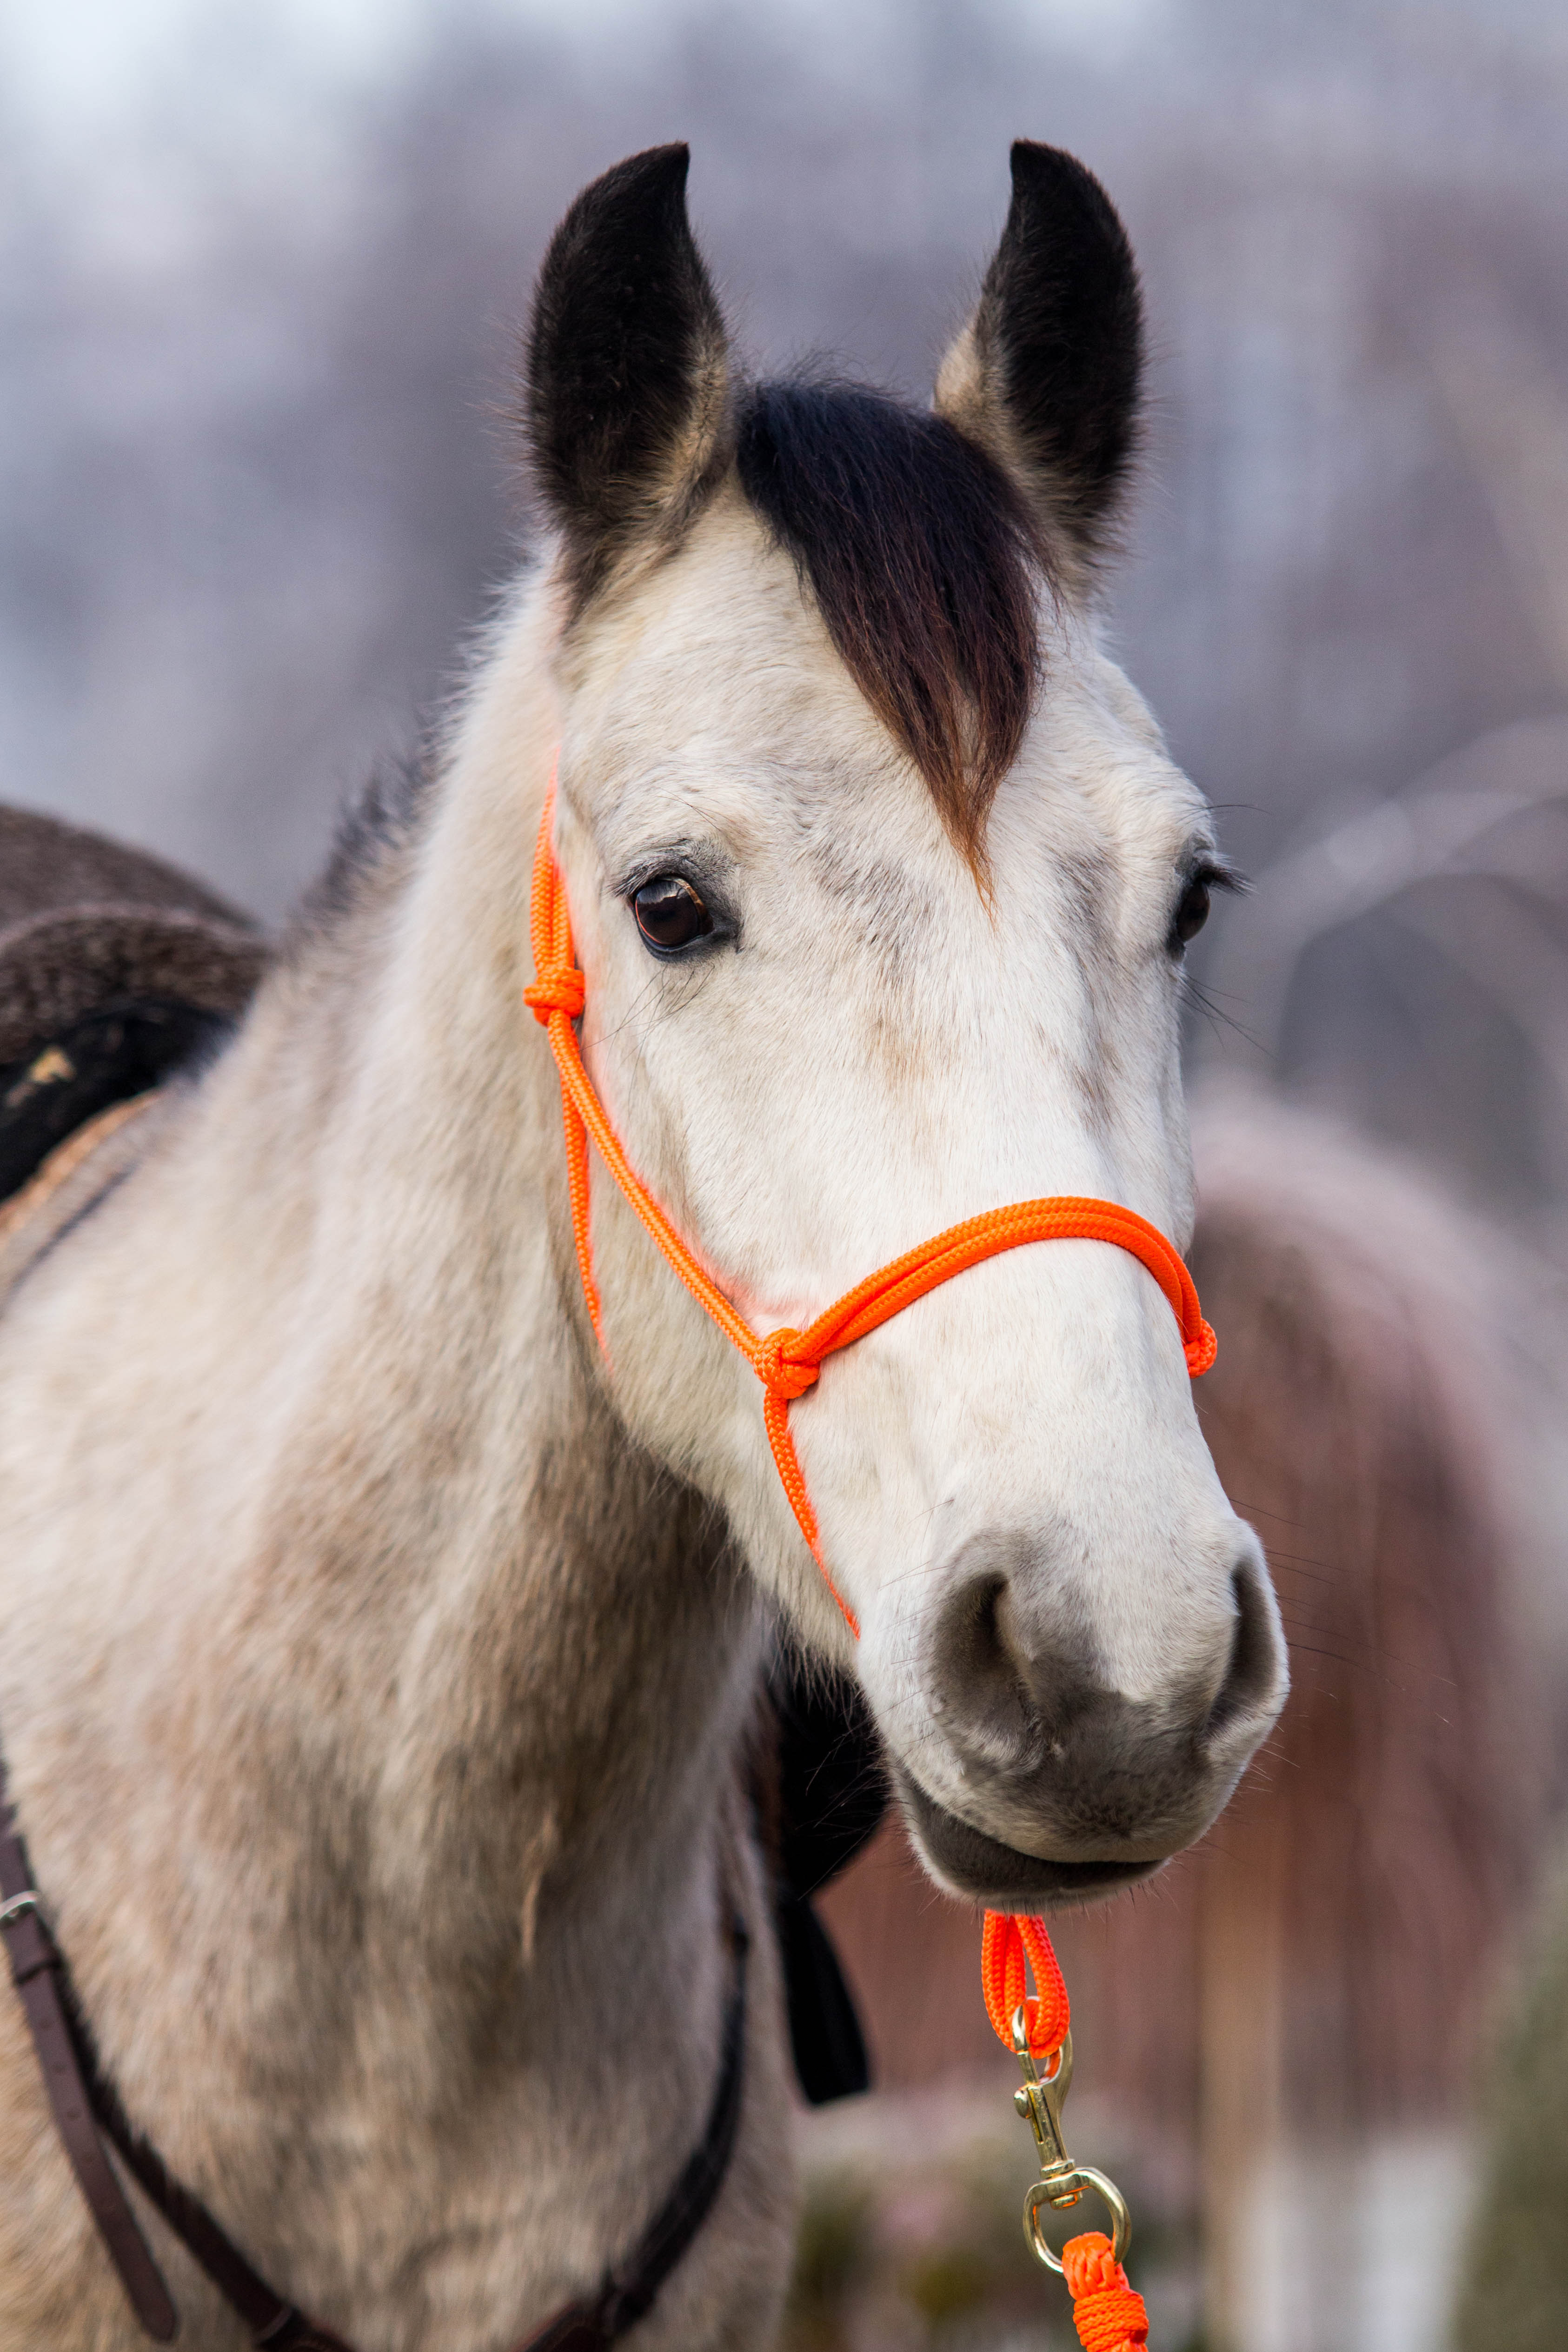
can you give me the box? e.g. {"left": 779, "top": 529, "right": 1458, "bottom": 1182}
{"left": 1170, "top": 877, "right": 1211, "bottom": 949}
{"left": 632, "top": 874, "right": 714, "bottom": 955}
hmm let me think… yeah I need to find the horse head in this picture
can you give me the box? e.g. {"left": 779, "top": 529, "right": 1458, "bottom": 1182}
{"left": 519, "top": 143, "right": 1287, "bottom": 1909}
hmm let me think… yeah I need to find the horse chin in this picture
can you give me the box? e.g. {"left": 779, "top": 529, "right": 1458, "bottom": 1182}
{"left": 894, "top": 1765, "right": 1164, "bottom": 1912}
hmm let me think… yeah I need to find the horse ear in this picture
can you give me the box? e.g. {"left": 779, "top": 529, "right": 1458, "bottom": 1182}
{"left": 935, "top": 141, "right": 1143, "bottom": 578}
{"left": 524, "top": 144, "right": 732, "bottom": 608}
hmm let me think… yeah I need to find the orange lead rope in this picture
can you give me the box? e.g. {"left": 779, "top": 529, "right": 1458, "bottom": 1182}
{"left": 983, "top": 1915, "right": 1149, "bottom": 2349}
{"left": 526, "top": 777, "right": 1205, "bottom": 2348}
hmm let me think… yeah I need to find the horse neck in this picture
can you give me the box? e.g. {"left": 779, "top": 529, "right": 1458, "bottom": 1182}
{"left": 244, "top": 592, "right": 760, "bottom": 1957}
{"left": 7, "top": 578, "right": 756, "bottom": 2058}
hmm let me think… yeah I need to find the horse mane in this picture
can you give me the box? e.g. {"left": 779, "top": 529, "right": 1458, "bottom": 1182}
{"left": 735, "top": 380, "right": 1046, "bottom": 870}
{"left": 290, "top": 752, "right": 435, "bottom": 945}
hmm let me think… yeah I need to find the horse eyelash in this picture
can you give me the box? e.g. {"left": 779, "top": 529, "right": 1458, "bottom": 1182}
{"left": 614, "top": 844, "right": 737, "bottom": 909}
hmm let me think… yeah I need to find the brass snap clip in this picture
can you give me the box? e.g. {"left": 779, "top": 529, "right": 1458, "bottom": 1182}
{"left": 1010, "top": 2008, "right": 1131, "bottom": 2274}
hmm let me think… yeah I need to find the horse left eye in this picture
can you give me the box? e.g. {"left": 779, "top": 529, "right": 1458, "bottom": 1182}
{"left": 1170, "top": 877, "right": 1211, "bottom": 949}
{"left": 632, "top": 874, "right": 714, "bottom": 954}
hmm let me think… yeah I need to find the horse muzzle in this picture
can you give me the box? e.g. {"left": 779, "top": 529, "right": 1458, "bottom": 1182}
{"left": 886, "top": 1521, "right": 1288, "bottom": 1903}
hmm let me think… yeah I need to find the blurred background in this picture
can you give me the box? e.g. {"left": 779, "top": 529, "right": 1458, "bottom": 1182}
{"left": 6, "top": 2, "right": 1568, "bottom": 2345}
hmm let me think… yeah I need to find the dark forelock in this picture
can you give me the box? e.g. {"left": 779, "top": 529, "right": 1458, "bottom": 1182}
{"left": 734, "top": 380, "right": 1045, "bottom": 868}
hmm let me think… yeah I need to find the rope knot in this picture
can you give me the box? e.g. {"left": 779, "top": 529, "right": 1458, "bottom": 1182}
{"left": 1184, "top": 1317, "right": 1218, "bottom": 1377}
{"left": 755, "top": 1329, "right": 818, "bottom": 1402}
{"left": 524, "top": 965, "right": 586, "bottom": 1024}
{"left": 1061, "top": 2234, "right": 1148, "bottom": 2351}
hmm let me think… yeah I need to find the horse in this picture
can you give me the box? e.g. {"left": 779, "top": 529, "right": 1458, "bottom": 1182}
{"left": 0, "top": 141, "right": 1287, "bottom": 2349}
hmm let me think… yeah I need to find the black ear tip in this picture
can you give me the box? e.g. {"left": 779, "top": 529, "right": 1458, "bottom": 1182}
{"left": 588, "top": 140, "right": 691, "bottom": 206}
{"left": 1003, "top": 142, "right": 1135, "bottom": 290}
{"left": 554, "top": 142, "right": 695, "bottom": 247}
{"left": 1010, "top": 138, "right": 1066, "bottom": 180}
{"left": 1009, "top": 140, "right": 1083, "bottom": 192}
{"left": 1008, "top": 140, "right": 1115, "bottom": 216}
{"left": 623, "top": 139, "right": 691, "bottom": 184}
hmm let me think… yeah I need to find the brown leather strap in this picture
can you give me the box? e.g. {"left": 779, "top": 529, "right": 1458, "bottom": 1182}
{"left": 2, "top": 1721, "right": 749, "bottom": 2351}
{"left": 0, "top": 1756, "right": 178, "bottom": 2341}
{"left": 86, "top": 2065, "right": 353, "bottom": 2351}
{"left": 0, "top": 1736, "right": 351, "bottom": 2346}
{"left": 0, "top": 1090, "right": 166, "bottom": 1314}
{"left": 513, "top": 1921, "right": 749, "bottom": 2352}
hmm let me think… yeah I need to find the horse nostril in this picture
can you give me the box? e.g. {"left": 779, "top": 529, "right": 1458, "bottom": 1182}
{"left": 1204, "top": 1550, "right": 1284, "bottom": 1748}
{"left": 926, "top": 1542, "right": 1095, "bottom": 1775}
{"left": 928, "top": 1565, "right": 1037, "bottom": 1772}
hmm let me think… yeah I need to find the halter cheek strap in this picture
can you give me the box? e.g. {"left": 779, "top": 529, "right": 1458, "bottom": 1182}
{"left": 524, "top": 778, "right": 1216, "bottom": 1645}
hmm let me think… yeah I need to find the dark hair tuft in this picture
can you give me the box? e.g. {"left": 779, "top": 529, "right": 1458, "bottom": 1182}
{"left": 735, "top": 380, "right": 1044, "bottom": 868}
{"left": 298, "top": 755, "right": 433, "bottom": 934}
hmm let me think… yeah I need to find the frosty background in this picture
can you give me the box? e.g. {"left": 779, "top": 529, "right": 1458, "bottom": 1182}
{"left": 7, "top": 0, "right": 1568, "bottom": 1222}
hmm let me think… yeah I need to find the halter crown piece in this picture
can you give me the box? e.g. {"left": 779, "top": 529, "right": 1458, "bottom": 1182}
{"left": 527, "top": 775, "right": 1214, "bottom": 2350}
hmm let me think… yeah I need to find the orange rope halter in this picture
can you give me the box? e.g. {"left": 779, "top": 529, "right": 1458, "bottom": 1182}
{"left": 525, "top": 776, "right": 1206, "bottom": 2351}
